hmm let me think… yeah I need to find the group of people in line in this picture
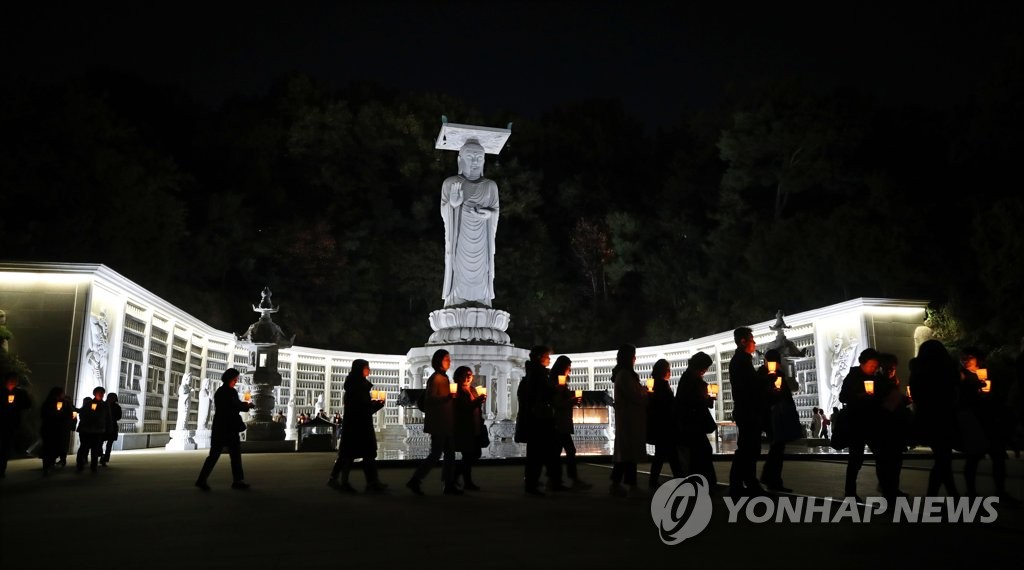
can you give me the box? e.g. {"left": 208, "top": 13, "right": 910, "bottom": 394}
{"left": 322, "top": 344, "right": 726, "bottom": 497}
{"left": 728, "top": 327, "right": 1022, "bottom": 504}
{"left": 0, "top": 373, "right": 122, "bottom": 478}
{"left": 5, "top": 332, "right": 1023, "bottom": 503}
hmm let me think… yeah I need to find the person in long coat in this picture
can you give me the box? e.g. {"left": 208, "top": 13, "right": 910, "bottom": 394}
{"left": 75, "top": 386, "right": 110, "bottom": 473}
{"left": 452, "top": 366, "right": 487, "bottom": 491}
{"left": 728, "top": 327, "right": 772, "bottom": 499}
{"left": 1, "top": 372, "right": 31, "bottom": 478}
{"left": 647, "top": 358, "right": 682, "bottom": 489}
{"left": 675, "top": 351, "right": 718, "bottom": 486}
{"left": 519, "top": 345, "right": 564, "bottom": 495}
{"left": 39, "top": 386, "right": 73, "bottom": 475}
{"left": 838, "top": 348, "right": 881, "bottom": 501}
{"left": 328, "top": 359, "right": 388, "bottom": 493}
{"left": 407, "top": 349, "right": 460, "bottom": 495}
{"left": 194, "top": 368, "right": 255, "bottom": 491}
{"left": 908, "top": 339, "right": 960, "bottom": 498}
{"left": 101, "top": 393, "right": 121, "bottom": 466}
{"left": 551, "top": 355, "right": 591, "bottom": 490}
{"left": 610, "top": 344, "right": 648, "bottom": 496}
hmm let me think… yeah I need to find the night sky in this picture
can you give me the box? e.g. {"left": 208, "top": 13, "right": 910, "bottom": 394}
{"left": 6, "top": 1, "right": 1021, "bottom": 128}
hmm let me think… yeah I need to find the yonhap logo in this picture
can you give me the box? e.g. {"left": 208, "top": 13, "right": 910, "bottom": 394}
{"left": 649, "top": 475, "right": 714, "bottom": 544}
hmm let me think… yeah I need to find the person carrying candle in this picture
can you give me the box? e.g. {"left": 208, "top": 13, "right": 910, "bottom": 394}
{"left": 838, "top": 348, "right": 881, "bottom": 502}
{"left": 327, "top": 359, "right": 388, "bottom": 493}
{"left": 518, "top": 345, "right": 565, "bottom": 495}
{"left": 75, "top": 386, "right": 110, "bottom": 473}
{"left": 1, "top": 371, "right": 31, "bottom": 478}
{"left": 958, "top": 347, "right": 1017, "bottom": 503}
{"left": 406, "top": 349, "right": 460, "bottom": 496}
{"left": 760, "top": 349, "right": 799, "bottom": 493}
{"left": 452, "top": 366, "right": 487, "bottom": 491}
{"left": 39, "top": 386, "right": 73, "bottom": 475}
{"left": 194, "top": 368, "right": 255, "bottom": 491}
{"left": 727, "top": 328, "right": 772, "bottom": 500}
{"left": 550, "top": 355, "right": 592, "bottom": 491}
{"left": 674, "top": 351, "right": 718, "bottom": 487}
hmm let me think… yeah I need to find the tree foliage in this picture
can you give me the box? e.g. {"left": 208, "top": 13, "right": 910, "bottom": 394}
{"left": 3, "top": 67, "right": 1023, "bottom": 358}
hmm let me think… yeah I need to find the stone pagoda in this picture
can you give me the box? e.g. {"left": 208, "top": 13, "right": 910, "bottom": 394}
{"left": 235, "top": 286, "right": 295, "bottom": 451}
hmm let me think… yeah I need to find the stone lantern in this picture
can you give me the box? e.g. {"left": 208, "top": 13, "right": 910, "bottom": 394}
{"left": 235, "top": 286, "right": 294, "bottom": 449}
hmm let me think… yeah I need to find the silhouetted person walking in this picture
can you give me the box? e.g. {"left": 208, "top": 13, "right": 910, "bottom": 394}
{"left": 551, "top": 355, "right": 592, "bottom": 490}
{"left": 328, "top": 359, "right": 388, "bottom": 493}
{"left": 958, "top": 348, "right": 1017, "bottom": 503}
{"left": 839, "top": 348, "right": 880, "bottom": 502}
{"left": 101, "top": 393, "right": 121, "bottom": 466}
{"left": 195, "top": 368, "right": 255, "bottom": 491}
{"left": 647, "top": 358, "right": 683, "bottom": 489}
{"left": 610, "top": 344, "right": 647, "bottom": 497}
{"left": 761, "top": 349, "right": 797, "bottom": 493}
{"left": 871, "top": 353, "right": 910, "bottom": 500}
{"left": 908, "top": 339, "right": 960, "bottom": 498}
{"left": 519, "top": 345, "right": 564, "bottom": 495}
{"left": 407, "top": 349, "right": 460, "bottom": 495}
{"left": 728, "top": 327, "right": 770, "bottom": 499}
{"left": 675, "top": 351, "right": 718, "bottom": 487}
{"left": 76, "top": 386, "right": 110, "bottom": 473}
{"left": 1, "top": 372, "right": 31, "bottom": 478}
{"left": 452, "top": 366, "right": 487, "bottom": 491}
{"left": 39, "top": 387, "right": 72, "bottom": 475}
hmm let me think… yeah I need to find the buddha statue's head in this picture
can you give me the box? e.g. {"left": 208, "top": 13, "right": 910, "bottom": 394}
{"left": 457, "top": 141, "right": 486, "bottom": 180}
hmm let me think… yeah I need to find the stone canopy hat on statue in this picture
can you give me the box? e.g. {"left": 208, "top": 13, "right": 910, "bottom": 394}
{"left": 435, "top": 120, "right": 511, "bottom": 154}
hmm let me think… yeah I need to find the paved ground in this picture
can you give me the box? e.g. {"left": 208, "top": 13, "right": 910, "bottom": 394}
{"left": 2, "top": 450, "right": 1023, "bottom": 569}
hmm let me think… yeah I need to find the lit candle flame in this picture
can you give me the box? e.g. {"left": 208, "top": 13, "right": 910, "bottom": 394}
{"left": 90, "top": 402, "right": 97, "bottom": 411}
{"left": 976, "top": 368, "right": 988, "bottom": 381}
{"left": 57, "top": 401, "right": 63, "bottom": 411}
{"left": 475, "top": 386, "right": 487, "bottom": 396}
{"left": 574, "top": 389, "right": 582, "bottom": 398}
{"left": 863, "top": 380, "right": 874, "bottom": 395}
{"left": 558, "top": 375, "right": 567, "bottom": 386}
{"left": 449, "top": 382, "right": 457, "bottom": 395}
{"left": 645, "top": 379, "right": 654, "bottom": 392}
{"left": 982, "top": 380, "right": 991, "bottom": 393}
{"left": 6, "top": 395, "right": 13, "bottom": 404}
